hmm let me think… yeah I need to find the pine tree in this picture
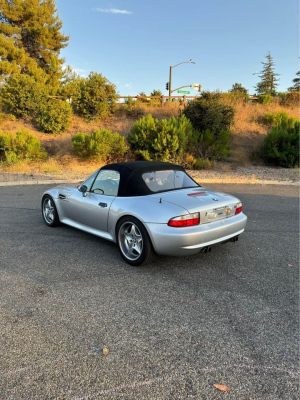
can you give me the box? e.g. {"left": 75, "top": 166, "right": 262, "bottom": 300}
{"left": 229, "top": 83, "right": 248, "bottom": 94}
{"left": 150, "top": 89, "right": 162, "bottom": 97}
{"left": 288, "top": 71, "right": 300, "bottom": 92}
{"left": 254, "top": 52, "right": 280, "bottom": 96}
{"left": 0, "top": 0, "right": 69, "bottom": 86}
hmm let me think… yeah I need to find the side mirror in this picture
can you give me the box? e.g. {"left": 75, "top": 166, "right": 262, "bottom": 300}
{"left": 79, "top": 184, "right": 88, "bottom": 197}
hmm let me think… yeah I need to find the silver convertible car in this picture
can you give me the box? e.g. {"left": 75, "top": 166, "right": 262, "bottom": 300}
{"left": 42, "top": 161, "right": 247, "bottom": 266}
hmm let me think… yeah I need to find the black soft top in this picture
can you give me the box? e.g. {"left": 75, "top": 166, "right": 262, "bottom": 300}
{"left": 101, "top": 161, "right": 185, "bottom": 197}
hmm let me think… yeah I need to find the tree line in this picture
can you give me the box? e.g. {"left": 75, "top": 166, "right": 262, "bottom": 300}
{"left": 0, "top": 0, "right": 298, "bottom": 134}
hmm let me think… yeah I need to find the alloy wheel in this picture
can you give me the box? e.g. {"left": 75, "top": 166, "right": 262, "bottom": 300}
{"left": 43, "top": 198, "right": 55, "bottom": 224}
{"left": 118, "top": 222, "right": 143, "bottom": 261}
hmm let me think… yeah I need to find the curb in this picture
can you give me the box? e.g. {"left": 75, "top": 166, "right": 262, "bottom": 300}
{"left": 0, "top": 178, "right": 299, "bottom": 187}
{"left": 0, "top": 179, "right": 81, "bottom": 187}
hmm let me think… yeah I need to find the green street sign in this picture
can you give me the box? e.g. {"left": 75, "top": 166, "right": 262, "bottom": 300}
{"left": 177, "top": 90, "right": 190, "bottom": 94}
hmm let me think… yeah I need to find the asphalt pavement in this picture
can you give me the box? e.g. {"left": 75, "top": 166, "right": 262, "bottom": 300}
{"left": 0, "top": 183, "right": 299, "bottom": 400}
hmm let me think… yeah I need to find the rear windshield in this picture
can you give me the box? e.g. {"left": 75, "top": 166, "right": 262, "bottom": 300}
{"left": 142, "top": 170, "right": 198, "bottom": 193}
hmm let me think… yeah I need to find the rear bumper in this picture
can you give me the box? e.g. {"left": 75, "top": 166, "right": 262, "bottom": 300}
{"left": 145, "top": 213, "right": 247, "bottom": 256}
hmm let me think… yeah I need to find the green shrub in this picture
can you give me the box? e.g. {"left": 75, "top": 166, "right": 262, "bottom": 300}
{"left": 128, "top": 114, "right": 193, "bottom": 163}
{"left": 72, "top": 72, "right": 118, "bottom": 121}
{"left": 258, "top": 94, "right": 273, "bottom": 104}
{"left": 182, "top": 92, "right": 232, "bottom": 163}
{"left": 0, "top": 112, "right": 16, "bottom": 125}
{"left": 35, "top": 100, "right": 72, "bottom": 134}
{"left": 194, "top": 157, "right": 215, "bottom": 170}
{"left": 222, "top": 91, "right": 249, "bottom": 103}
{"left": 277, "top": 92, "right": 288, "bottom": 105}
{"left": 262, "top": 111, "right": 297, "bottom": 128}
{"left": 128, "top": 113, "right": 231, "bottom": 165}
{"left": 72, "top": 129, "right": 128, "bottom": 162}
{"left": 188, "top": 128, "right": 231, "bottom": 160}
{"left": 276, "top": 92, "right": 300, "bottom": 107}
{"left": 182, "top": 91, "right": 235, "bottom": 134}
{"left": 1, "top": 74, "right": 49, "bottom": 118}
{"left": 286, "top": 91, "right": 300, "bottom": 107}
{"left": 0, "top": 131, "right": 47, "bottom": 165}
{"left": 123, "top": 103, "right": 146, "bottom": 119}
{"left": 262, "top": 120, "right": 299, "bottom": 168}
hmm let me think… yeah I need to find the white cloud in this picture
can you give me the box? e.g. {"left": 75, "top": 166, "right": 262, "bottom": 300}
{"left": 93, "top": 8, "right": 132, "bottom": 15}
{"left": 63, "top": 64, "right": 89, "bottom": 77}
{"left": 72, "top": 67, "right": 89, "bottom": 76}
{"left": 117, "top": 83, "right": 132, "bottom": 89}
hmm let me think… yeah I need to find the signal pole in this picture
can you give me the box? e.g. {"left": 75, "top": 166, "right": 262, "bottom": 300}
{"left": 168, "top": 60, "right": 195, "bottom": 98}
{"left": 169, "top": 66, "right": 172, "bottom": 97}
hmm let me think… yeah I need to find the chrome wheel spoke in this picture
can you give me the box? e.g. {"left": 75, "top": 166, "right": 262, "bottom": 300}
{"left": 132, "top": 243, "right": 141, "bottom": 255}
{"left": 129, "top": 224, "right": 136, "bottom": 237}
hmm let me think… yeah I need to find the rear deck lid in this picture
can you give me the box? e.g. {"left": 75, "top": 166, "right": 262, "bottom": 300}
{"left": 155, "top": 187, "right": 240, "bottom": 223}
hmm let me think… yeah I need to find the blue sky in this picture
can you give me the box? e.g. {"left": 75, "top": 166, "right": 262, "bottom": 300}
{"left": 56, "top": 0, "right": 298, "bottom": 96}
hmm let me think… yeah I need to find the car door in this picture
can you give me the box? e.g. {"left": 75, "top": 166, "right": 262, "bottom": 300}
{"left": 68, "top": 169, "right": 120, "bottom": 232}
{"left": 57, "top": 170, "right": 98, "bottom": 219}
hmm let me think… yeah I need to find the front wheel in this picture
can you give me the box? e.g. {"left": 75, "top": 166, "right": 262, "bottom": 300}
{"left": 116, "top": 217, "right": 155, "bottom": 266}
{"left": 42, "top": 195, "right": 60, "bottom": 227}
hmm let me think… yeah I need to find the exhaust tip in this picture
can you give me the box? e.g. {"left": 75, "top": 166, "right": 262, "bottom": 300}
{"left": 200, "top": 246, "right": 212, "bottom": 253}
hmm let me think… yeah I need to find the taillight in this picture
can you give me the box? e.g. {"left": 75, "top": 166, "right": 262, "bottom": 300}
{"left": 235, "top": 202, "right": 242, "bottom": 215}
{"left": 168, "top": 212, "right": 200, "bottom": 227}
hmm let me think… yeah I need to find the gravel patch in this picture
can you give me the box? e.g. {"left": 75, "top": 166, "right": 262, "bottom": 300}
{"left": 188, "top": 166, "right": 299, "bottom": 183}
{"left": 0, "top": 166, "right": 299, "bottom": 185}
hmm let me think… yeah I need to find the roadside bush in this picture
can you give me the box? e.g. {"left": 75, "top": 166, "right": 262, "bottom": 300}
{"left": 127, "top": 114, "right": 193, "bottom": 163}
{"left": 262, "top": 120, "right": 299, "bottom": 168}
{"left": 1, "top": 74, "right": 49, "bottom": 118}
{"left": 221, "top": 91, "right": 249, "bottom": 103}
{"left": 128, "top": 113, "right": 231, "bottom": 167}
{"left": 262, "top": 111, "right": 297, "bottom": 128}
{"left": 0, "top": 130, "right": 47, "bottom": 165}
{"left": 183, "top": 154, "right": 215, "bottom": 170}
{"left": 194, "top": 157, "right": 215, "bottom": 170}
{"left": 0, "top": 112, "right": 16, "bottom": 125}
{"left": 72, "top": 72, "right": 118, "bottom": 121}
{"left": 286, "top": 91, "right": 300, "bottom": 107}
{"left": 258, "top": 94, "right": 273, "bottom": 104}
{"left": 276, "top": 92, "right": 300, "bottom": 107}
{"left": 72, "top": 129, "right": 128, "bottom": 162}
{"left": 182, "top": 91, "right": 235, "bottom": 134}
{"left": 35, "top": 100, "right": 72, "bottom": 134}
{"left": 121, "top": 100, "right": 146, "bottom": 119}
{"left": 188, "top": 128, "right": 231, "bottom": 160}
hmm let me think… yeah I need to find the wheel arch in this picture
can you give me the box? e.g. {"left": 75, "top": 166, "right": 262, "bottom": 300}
{"left": 41, "top": 193, "right": 61, "bottom": 222}
{"left": 115, "top": 214, "right": 146, "bottom": 236}
{"left": 114, "top": 214, "right": 155, "bottom": 251}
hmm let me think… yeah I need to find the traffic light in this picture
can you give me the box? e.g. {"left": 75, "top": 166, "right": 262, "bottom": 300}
{"left": 166, "top": 82, "right": 169, "bottom": 91}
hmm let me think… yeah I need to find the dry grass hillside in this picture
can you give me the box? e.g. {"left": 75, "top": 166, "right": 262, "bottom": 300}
{"left": 223, "top": 100, "right": 299, "bottom": 165}
{"left": 0, "top": 100, "right": 298, "bottom": 177}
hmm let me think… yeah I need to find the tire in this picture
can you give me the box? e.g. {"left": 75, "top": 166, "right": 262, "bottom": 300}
{"left": 42, "top": 195, "right": 60, "bottom": 227}
{"left": 116, "top": 216, "right": 155, "bottom": 266}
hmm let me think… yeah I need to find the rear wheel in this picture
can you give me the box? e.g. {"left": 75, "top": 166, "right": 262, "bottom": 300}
{"left": 42, "top": 195, "right": 60, "bottom": 227}
{"left": 117, "top": 217, "right": 155, "bottom": 266}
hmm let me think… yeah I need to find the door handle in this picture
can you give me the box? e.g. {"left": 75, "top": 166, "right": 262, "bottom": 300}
{"left": 59, "top": 194, "right": 66, "bottom": 199}
{"left": 99, "top": 202, "right": 107, "bottom": 208}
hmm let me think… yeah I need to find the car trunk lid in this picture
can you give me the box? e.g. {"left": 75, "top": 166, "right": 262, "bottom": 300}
{"left": 156, "top": 187, "right": 240, "bottom": 223}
